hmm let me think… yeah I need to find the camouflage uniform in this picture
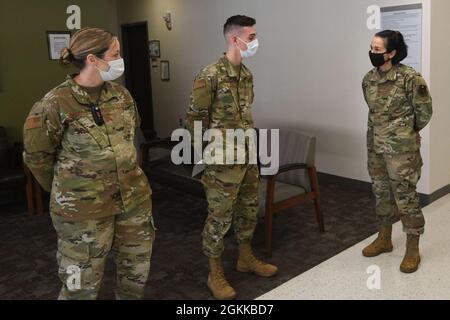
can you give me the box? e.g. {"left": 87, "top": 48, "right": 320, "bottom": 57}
{"left": 186, "top": 56, "right": 259, "bottom": 258}
{"left": 362, "top": 64, "right": 433, "bottom": 235}
{"left": 23, "top": 75, "right": 156, "bottom": 299}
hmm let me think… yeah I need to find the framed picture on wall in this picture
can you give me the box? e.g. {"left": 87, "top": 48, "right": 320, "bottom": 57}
{"left": 149, "top": 40, "right": 161, "bottom": 58}
{"left": 46, "top": 31, "right": 71, "bottom": 60}
{"left": 161, "top": 60, "right": 170, "bottom": 81}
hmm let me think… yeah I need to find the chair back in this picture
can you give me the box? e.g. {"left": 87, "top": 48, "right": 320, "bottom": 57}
{"left": 266, "top": 129, "right": 316, "bottom": 192}
{"left": 134, "top": 127, "right": 146, "bottom": 164}
{"left": 0, "top": 127, "right": 11, "bottom": 169}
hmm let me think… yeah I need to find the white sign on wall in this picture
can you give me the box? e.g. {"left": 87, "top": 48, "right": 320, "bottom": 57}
{"left": 381, "top": 4, "right": 422, "bottom": 72}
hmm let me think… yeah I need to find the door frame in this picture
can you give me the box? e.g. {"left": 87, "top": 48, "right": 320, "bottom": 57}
{"left": 121, "top": 21, "right": 155, "bottom": 138}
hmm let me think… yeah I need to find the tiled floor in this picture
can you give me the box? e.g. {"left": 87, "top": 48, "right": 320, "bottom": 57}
{"left": 257, "top": 194, "right": 450, "bottom": 300}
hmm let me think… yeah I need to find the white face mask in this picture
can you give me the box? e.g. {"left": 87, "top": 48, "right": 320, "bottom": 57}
{"left": 96, "top": 58, "right": 125, "bottom": 81}
{"left": 238, "top": 37, "right": 259, "bottom": 58}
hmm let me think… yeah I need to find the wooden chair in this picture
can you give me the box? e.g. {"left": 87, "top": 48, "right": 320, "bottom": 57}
{"left": 138, "top": 128, "right": 325, "bottom": 258}
{"left": 259, "top": 129, "right": 325, "bottom": 257}
{"left": 0, "top": 127, "right": 35, "bottom": 215}
{"left": 139, "top": 133, "right": 205, "bottom": 198}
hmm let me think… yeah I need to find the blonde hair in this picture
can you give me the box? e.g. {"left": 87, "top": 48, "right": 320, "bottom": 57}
{"left": 60, "top": 27, "right": 115, "bottom": 69}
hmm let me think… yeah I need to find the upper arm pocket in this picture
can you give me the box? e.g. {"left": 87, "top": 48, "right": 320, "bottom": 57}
{"left": 414, "top": 76, "right": 431, "bottom": 103}
{"left": 192, "top": 78, "right": 212, "bottom": 109}
{"left": 24, "top": 126, "right": 53, "bottom": 153}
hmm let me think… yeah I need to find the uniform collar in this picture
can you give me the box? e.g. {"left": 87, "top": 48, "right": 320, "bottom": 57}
{"left": 367, "top": 65, "right": 398, "bottom": 83}
{"left": 220, "top": 55, "right": 251, "bottom": 80}
{"left": 66, "top": 74, "right": 118, "bottom": 105}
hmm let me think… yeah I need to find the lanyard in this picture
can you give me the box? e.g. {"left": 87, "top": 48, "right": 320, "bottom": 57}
{"left": 90, "top": 83, "right": 106, "bottom": 126}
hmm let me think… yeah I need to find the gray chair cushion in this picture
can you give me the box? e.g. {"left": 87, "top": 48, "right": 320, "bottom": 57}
{"left": 276, "top": 129, "right": 315, "bottom": 191}
{"left": 258, "top": 178, "right": 306, "bottom": 217}
{"left": 261, "top": 129, "right": 316, "bottom": 192}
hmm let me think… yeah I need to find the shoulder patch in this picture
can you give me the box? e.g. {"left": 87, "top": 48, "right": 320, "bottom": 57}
{"left": 25, "top": 115, "right": 43, "bottom": 130}
{"left": 418, "top": 84, "right": 429, "bottom": 97}
{"left": 415, "top": 76, "right": 429, "bottom": 97}
{"left": 194, "top": 79, "right": 207, "bottom": 90}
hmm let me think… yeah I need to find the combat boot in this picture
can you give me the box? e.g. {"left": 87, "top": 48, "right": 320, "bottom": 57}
{"left": 400, "top": 234, "right": 421, "bottom": 273}
{"left": 237, "top": 243, "right": 278, "bottom": 277}
{"left": 207, "top": 257, "right": 236, "bottom": 300}
{"left": 362, "top": 225, "right": 393, "bottom": 257}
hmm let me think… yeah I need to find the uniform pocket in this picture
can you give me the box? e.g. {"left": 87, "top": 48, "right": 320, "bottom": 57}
{"left": 72, "top": 116, "right": 110, "bottom": 149}
{"left": 377, "top": 85, "right": 398, "bottom": 111}
{"left": 217, "top": 85, "right": 236, "bottom": 105}
{"left": 193, "top": 88, "right": 212, "bottom": 108}
{"left": 57, "top": 238, "right": 90, "bottom": 263}
{"left": 56, "top": 238, "right": 90, "bottom": 292}
{"left": 240, "top": 82, "right": 254, "bottom": 107}
{"left": 220, "top": 104, "right": 238, "bottom": 120}
{"left": 122, "top": 105, "right": 135, "bottom": 141}
{"left": 23, "top": 127, "right": 53, "bottom": 153}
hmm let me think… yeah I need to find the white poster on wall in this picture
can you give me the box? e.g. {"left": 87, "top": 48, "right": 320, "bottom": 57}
{"left": 381, "top": 4, "right": 422, "bottom": 72}
{"left": 47, "top": 32, "right": 71, "bottom": 60}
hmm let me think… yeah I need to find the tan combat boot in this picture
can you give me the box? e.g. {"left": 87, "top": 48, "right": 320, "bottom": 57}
{"left": 237, "top": 243, "right": 278, "bottom": 277}
{"left": 207, "top": 257, "right": 236, "bottom": 300}
{"left": 362, "top": 225, "right": 393, "bottom": 257}
{"left": 400, "top": 234, "right": 421, "bottom": 273}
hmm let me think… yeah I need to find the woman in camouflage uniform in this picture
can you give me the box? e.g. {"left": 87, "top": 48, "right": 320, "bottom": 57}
{"left": 23, "top": 28, "right": 155, "bottom": 299}
{"left": 362, "top": 30, "right": 432, "bottom": 273}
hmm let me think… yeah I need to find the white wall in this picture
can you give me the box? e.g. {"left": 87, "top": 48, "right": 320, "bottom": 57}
{"left": 430, "top": 0, "right": 450, "bottom": 193}
{"left": 118, "top": 0, "right": 438, "bottom": 193}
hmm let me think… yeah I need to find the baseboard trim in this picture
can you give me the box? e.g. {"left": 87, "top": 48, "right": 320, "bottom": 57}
{"left": 317, "top": 172, "right": 450, "bottom": 207}
{"left": 317, "top": 172, "right": 371, "bottom": 192}
{"left": 420, "top": 184, "right": 450, "bottom": 206}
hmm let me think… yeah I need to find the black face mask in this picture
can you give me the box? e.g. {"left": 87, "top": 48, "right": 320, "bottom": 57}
{"left": 369, "top": 51, "right": 390, "bottom": 67}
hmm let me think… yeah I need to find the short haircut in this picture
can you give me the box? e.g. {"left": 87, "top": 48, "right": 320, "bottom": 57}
{"left": 223, "top": 15, "right": 256, "bottom": 39}
{"left": 375, "top": 30, "right": 408, "bottom": 65}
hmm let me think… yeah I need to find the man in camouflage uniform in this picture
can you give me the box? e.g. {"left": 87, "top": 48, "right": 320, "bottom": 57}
{"left": 362, "top": 31, "right": 432, "bottom": 274}
{"left": 23, "top": 74, "right": 155, "bottom": 299}
{"left": 186, "top": 15, "right": 277, "bottom": 300}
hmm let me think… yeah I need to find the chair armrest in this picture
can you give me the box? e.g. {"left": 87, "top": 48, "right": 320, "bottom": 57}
{"left": 263, "top": 163, "right": 317, "bottom": 205}
{"left": 12, "top": 143, "right": 37, "bottom": 188}
{"left": 22, "top": 162, "right": 33, "bottom": 180}
{"left": 9, "top": 142, "right": 34, "bottom": 188}
{"left": 262, "top": 163, "right": 308, "bottom": 179}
